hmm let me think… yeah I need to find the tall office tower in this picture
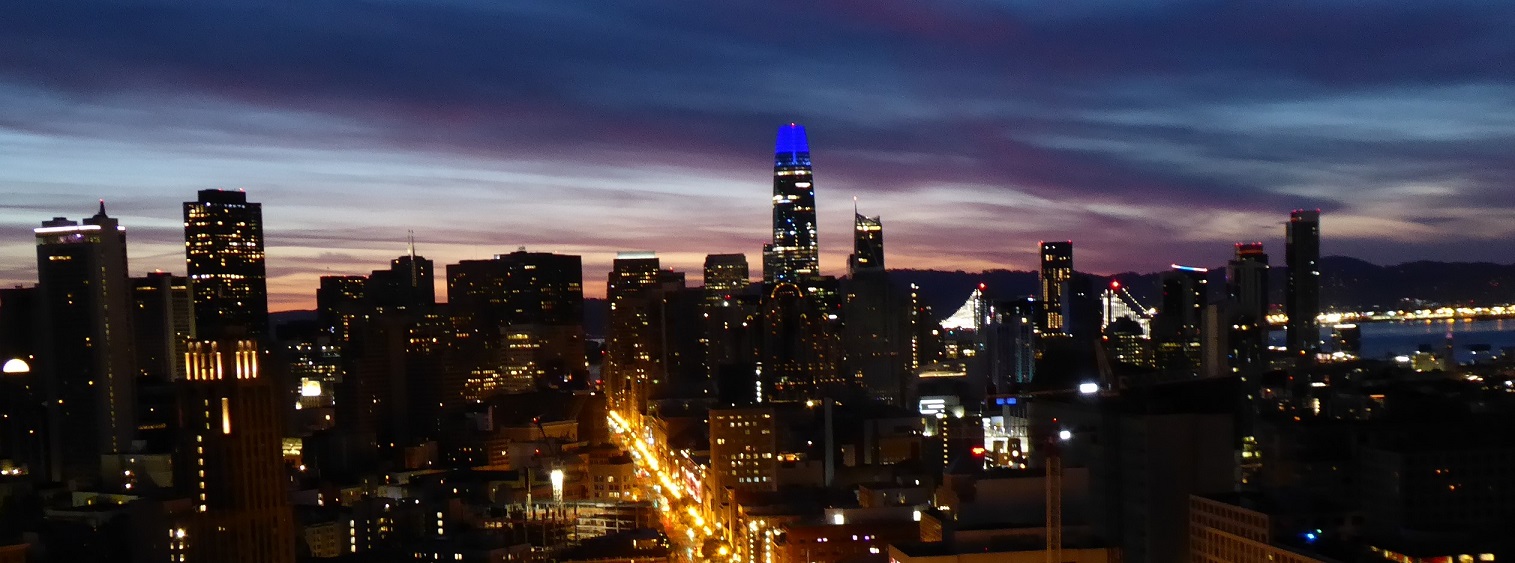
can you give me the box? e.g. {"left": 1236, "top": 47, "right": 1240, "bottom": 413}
{"left": 1153, "top": 265, "right": 1208, "bottom": 376}
{"left": 762, "top": 284, "right": 842, "bottom": 402}
{"left": 842, "top": 207, "right": 911, "bottom": 404}
{"left": 184, "top": 189, "right": 268, "bottom": 340}
{"left": 174, "top": 340, "right": 295, "bottom": 563}
{"left": 604, "top": 252, "right": 662, "bottom": 416}
{"left": 1038, "top": 241, "right": 1073, "bottom": 334}
{"left": 366, "top": 249, "right": 435, "bottom": 313}
{"left": 446, "top": 250, "right": 587, "bottom": 385}
{"left": 34, "top": 205, "right": 136, "bottom": 482}
{"left": 766, "top": 123, "right": 820, "bottom": 287}
{"left": 132, "top": 272, "right": 197, "bottom": 381}
{"left": 1285, "top": 210, "right": 1321, "bottom": 358}
{"left": 316, "top": 275, "right": 367, "bottom": 342}
{"left": 708, "top": 406, "right": 778, "bottom": 494}
{"left": 848, "top": 212, "right": 884, "bottom": 275}
{"left": 703, "top": 254, "right": 749, "bottom": 304}
{"left": 1226, "top": 243, "right": 1269, "bottom": 376}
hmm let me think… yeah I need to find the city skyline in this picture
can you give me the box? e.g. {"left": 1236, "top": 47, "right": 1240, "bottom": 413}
{"left": 5, "top": 1, "right": 1515, "bottom": 310}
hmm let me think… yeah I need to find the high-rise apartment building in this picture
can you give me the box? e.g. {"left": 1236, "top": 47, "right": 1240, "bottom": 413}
{"left": 174, "top": 340, "right": 295, "bottom": 563}
{"left": 765, "top": 124, "right": 819, "bottom": 287}
{"left": 35, "top": 204, "right": 136, "bottom": 481}
{"left": 1285, "top": 210, "right": 1321, "bottom": 358}
{"left": 132, "top": 272, "right": 196, "bottom": 381}
{"left": 1039, "top": 241, "right": 1074, "bottom": 334}
{"left": 184, "top": 189, "right": 268, "bottom": 339}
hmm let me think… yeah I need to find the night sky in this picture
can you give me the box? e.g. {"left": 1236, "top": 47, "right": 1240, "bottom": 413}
{"left": 3, "top": 1, "right": 1514, "bottom": 309}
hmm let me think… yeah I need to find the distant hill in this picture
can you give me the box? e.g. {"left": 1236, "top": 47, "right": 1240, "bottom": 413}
{"left": 282, "top": 257, "right": 1515, "bottom": 336}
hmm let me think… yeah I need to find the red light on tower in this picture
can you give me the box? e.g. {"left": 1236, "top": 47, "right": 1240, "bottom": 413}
{"left": 978, "top": 283, "right": 986, "bottom": 290}
{"left": 1110, "top": 280, "right": 1120, "bottom": 290}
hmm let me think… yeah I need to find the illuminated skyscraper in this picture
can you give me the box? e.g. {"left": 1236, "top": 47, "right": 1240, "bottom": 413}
{"left": 849, "top": 211, "right": 884, "bottom": 275}
{"left": 174, "top": 340, "right": 295, "bottom": 563}
{"left": 184, "top": 189, "right": 268, "bottom": 339}
{"left": 34, "top": 204, "right": 136, "bottom": 481}
{"left": 1039, "top": 241, "right": 1073, "bottom": 333}
{"left": 703, "top": 253, "right": 749, "bottom": 304}
{"left": 765, "top": 123, "right": 819, "bottom": 287}
{"left": 1285, "top": 210, "right": 1321, "bottom": 358}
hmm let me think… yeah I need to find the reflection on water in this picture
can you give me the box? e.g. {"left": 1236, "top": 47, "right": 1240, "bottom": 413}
{"left": 1270, "top": 318, "right": 1515, "bottom": 363}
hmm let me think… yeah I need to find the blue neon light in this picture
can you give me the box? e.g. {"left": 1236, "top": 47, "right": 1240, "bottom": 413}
{"left": 775, "top": 123, "right": 811, "bottom": 167}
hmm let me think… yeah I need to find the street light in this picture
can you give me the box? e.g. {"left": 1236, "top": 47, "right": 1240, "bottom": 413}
{"left": 549, "top": 469, "right": 564, "bottom": 503}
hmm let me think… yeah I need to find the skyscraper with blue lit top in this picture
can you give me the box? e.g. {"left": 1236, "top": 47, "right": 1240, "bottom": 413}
{"left": 764, "top": 123, "right": 819, "bottom": 287}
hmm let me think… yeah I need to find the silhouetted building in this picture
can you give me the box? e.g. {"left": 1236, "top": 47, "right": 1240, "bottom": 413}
{"left": 765, "top": 124, "right": 820, "bottom": 287}
{"left": 1039, "top": 241, "right": 1073, "bottom": 334}
{"left": 762, "top": 284, "right": 841, "bottom": 402}
{"left": 987, "top": 298, "right": 1038, "bottom": 389}
{"left": 848, "top": 212, "right": 884, "bottom": 274}
{"left": 367, "top": 249, "right": 434, "bottom": 313}
{"left": 1285, "top": 210, "right": 1321, "bottom": 358}
{"left": 184, "top": 189, "right": 268, "bottom": 339}
{"left": 316, "top": 275, "right": 366, "bottom": 342}
{"left": 446, "top": 250, "right": 587, "bottom": 386}
{"left": 132, "top": 272, "right": 196, "bottom": 381}
{"left": 1153, "top": 265, "right": 1207, "bottom": 377}
{"left": 843, "top": 209, "right": 913, "bottom": 405}
{"left": 1226, "top": 243, "right": 1269, "bottom": 377}
{"left": 174, "top": 340, "right": 295, "bottom": 563}
{"left": 35, "top": 205, "right": 137, "bottom": 482}
{"left": 603, "top": 252, "right": 661, "bottom": 416}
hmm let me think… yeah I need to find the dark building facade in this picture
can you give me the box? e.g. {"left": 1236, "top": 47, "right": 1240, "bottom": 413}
{"left": 1153, "top": 265, "right": 1208, "bottom": 376}
{"left": 848, "top": 212, "right": 884, "bottom": 275}
{"left": 184, "top": 189, "right": 268, "bottom": 339}
{"left": 367, "top": 250, "right": 435, "bottom": 313}
{"left": 132, "top": 272, "right": 196, "bottom": 381}
{"left": 1285, "top": 210, "right": 1321, "bottom": 359}
{"left": 1226, "top": 243, "right": 1269, "bottom": 378}
{"left": 175, "top": 340, "right": 295, "bottom": 563}
{"left": 35, "top": 205, "right": 137, "bottom": 482}
{"left": 603, "top": 253, "right": 662, "bottom": 416}
{"left": 703, "top": 253, "right": 749, "bottom": 303}
{"left": 446, "top": 250, "right": 587, "bottom": 386}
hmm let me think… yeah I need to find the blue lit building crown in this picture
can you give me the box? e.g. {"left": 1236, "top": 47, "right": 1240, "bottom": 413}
{"left": 774, "top": 123, "right": 811, "bottom": 168}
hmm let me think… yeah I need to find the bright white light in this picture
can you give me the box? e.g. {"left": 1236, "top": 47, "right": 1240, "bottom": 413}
{"left": 832, "top": 513, "right": 845, "bottom": 525}
{"left": 1078, "top": 382, "right": 1098, "bottom": 394}
{"left": 2, "top": 359, "right": 29, "bottom": 374}
{"left": 300, "top": 380, "right": 322, "bottom": 397}
{"left": 550, "top": 469, "right": 565, "bottom": 502}
{"left": 912, "top": 509, "right": 922, "bottom": 522}
{"left": 1058, "top": 430, "right": 1072, "bottom": 441}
